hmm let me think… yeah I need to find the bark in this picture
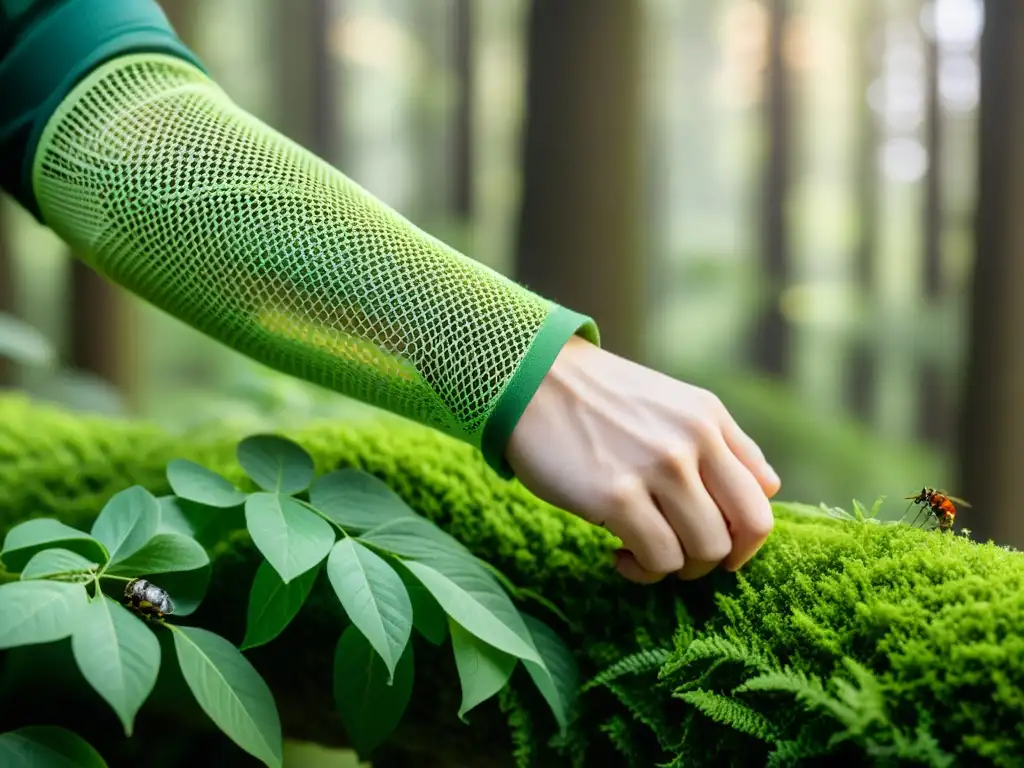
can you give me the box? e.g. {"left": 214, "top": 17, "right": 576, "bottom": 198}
{"left": 516, "top": 0, "right": 644, "bottom": 360}
{"left": 749, "top": 0, "right": 793, "bottom": 377}
{"left": 958, "top": 0, "right": 1024, "bottom": 546}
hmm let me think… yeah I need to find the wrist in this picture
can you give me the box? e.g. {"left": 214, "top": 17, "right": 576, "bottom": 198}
{"left": 481, "top": 307, "right": 598, "bottom": 478}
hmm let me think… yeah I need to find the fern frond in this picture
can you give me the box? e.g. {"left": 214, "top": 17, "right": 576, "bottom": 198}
{"left": 676, "top": 633, "right": 773, "bottom": 670}
{"left": 606, "top": 679, "right": 674, "bottom": 748}
{"left": 599, "top": 715, "right": 639, "bottom": 764}
{"left": 766, "top": 737, "right": 829, "bottom": 767}
{"left": 499, "top": 685, "right": 535, "bottom": 768}
{"left": 879, "top": 719, "right": 955, "bottom": 768}
{"left": 734, "top": 667, "right": 831, "bottom": 709}
{"left": 676, "top": 689, "right": 777, "bottom": 742}
{"left": 582, "top": 647, "right": 672, "bottom": 692}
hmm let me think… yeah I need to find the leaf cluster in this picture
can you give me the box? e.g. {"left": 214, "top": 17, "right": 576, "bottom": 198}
{"left": 0, "top": 434, "right": 581, "bottom": 765}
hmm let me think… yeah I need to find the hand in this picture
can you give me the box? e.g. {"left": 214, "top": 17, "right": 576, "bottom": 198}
{"left": 505, "top": 335, "right": 781, "bottom": 584}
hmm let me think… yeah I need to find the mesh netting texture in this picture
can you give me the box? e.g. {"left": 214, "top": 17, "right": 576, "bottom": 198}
{"left": 33, "top": 54, "right": 556, "bottom": 444}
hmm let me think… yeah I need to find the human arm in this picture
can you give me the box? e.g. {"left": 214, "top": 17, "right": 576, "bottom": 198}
{"left": 1, "top": 0, "right": 781, "bottom": 583}
{"left": 0, "top": 0, "right": 597, "bottom": 477}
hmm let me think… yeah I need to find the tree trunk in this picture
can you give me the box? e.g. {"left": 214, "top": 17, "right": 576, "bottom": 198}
{"left": 272, "top": 0, "right": 339, "bottom": 162}
{"left": 916, "top": 20, "right": 952, "bottom": 449}
{"left": 68, "top": 262, "right": 135, "bottom": 396}
{"left": 451, "top": 0, "right": 474, "bottom": 220}
{"left": 515, "top": 0, "right": 644, "bottom": 360}
{"left": 847, "top": 0, "right": 880, "bottom": 422}
{"left": 749, "top": 0, "right": 792, "bottom": 377}
{"left": 157, "top": 0, "right": 197, "bottom": 44}
{"left": 958, "top": 0, "right": 1024, "bottom": 546}
{"left": 0, "top": 201, "right": 12, "bottom": 386}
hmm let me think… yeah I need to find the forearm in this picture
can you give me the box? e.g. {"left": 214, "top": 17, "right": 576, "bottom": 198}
{"left": 0, "top": 0, "right": 599, "bottom": 476}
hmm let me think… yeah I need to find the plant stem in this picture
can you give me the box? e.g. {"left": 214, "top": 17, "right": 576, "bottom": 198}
{"left": 297, "top": 498, "right": 350, "bottom": 537}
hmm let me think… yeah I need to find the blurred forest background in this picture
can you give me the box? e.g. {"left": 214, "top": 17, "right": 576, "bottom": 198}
{"left": 2, "top": 0, "right": 1021, "bottom": 553}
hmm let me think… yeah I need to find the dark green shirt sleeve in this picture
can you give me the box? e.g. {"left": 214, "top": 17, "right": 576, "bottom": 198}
{"left": 0, "top": 0, "right": 203, "bottom": 216}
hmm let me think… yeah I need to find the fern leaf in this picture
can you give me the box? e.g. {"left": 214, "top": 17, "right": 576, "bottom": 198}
{"left": 734, "top": 667, "right": 827, "bottom": 701}
{"left": 582, "top": 647, "right": 672, "bottom": 692}
{"left": 676, "top": 633, "right": 773, "bottom": 671}
{"left": 767, "top": 737, "right": 829, "bottom": 767}
{"left": 600, "top": 715, "right": 640, "bottom": 764}
{"left": 606, "top": 679, "right": 675, "bottom": 748}
{"left": 499, "top": 685, "right": 535, "bottom": 768}
{"left": 676, "top": 689, "right": 777, "bottom": 742}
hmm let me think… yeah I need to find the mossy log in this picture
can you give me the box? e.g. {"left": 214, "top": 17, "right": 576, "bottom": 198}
{"left": 1, "top": 395, "right": 1023, "bottom": 767}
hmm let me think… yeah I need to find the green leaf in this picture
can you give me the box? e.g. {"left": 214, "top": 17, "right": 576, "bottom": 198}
{"left": 142, "top": 566, "right": 210, "bottom": 618}
{"left": 0, "top": 580, "right": 87, "bottom": 650}
{"left": 0, "top": 518, "right": 108, "bottom": 572}
{"left": 158, "top": 496, "right": 245, "bottom": 548}
{"left": 237, "top": 435, "right": 315, "bottom": 494}
{"left": 395, "top": 563, "right": 448, "bottom": 645}
{"left": 241, "top": 560, "right": 320, "bottom": 650}
{"left": 449, "top": 620, "right": 517, "bottom": 721}
{"left": 90, "top": 486, "right": 161, "bottom": 566}
{"left": 360, "top": 516, "right": 475, "bottom": 562}
{"left": 171, "top": 625, "right": 283, "bottom": 768}
{"left": 245, "top": 493, "right": 334, "bottom": 583}
{"left": 106, "top": 532, "right": 210, "bottom": 576}
{"left": 520, "top": 613, "right": 579, "bottom": 735}
{"left": 309, "top": 469, "right": 415, "bottom": 532}
{"left": 20, "top": 548, "right": 100, "bottom": 582}
{"left": 0, "top": 725, "right": 107, "bottom": 768}
{"left": 71, "top": 596, "right": 161, "bottom": 736}
{"left": 167, "top": 459, "right": 247, "bottom": 508}
{"left": 402, "top": 559, "right": 541, "bottom": 664}
{"left": 326, "top": 538, "right": 412, "bottom": 682}
{"left": 333, "top": 624, "right": 414, "bottom": 758}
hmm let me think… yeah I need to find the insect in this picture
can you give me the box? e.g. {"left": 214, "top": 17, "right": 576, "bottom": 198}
{"left": 904, "top": 487, "right": 971, "bottom": 533}
{"left": 124, "top": 578, "right": 175, "bottom": 619}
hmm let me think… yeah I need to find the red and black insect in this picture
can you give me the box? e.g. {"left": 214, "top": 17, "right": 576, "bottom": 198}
{"left": 904, "top": 487, "right": 971, "bottom": 533}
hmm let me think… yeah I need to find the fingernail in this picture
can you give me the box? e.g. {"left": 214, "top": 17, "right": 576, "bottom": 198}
{"left": 766, "top": 464, "right": 780, "bottom": 486}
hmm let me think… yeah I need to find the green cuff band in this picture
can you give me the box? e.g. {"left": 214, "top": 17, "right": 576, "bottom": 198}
{"left": 0, "top": 0, "right": 205, "bottom": 216}
{"left": 481, "top": 305, "right": 600, "bottom": 479}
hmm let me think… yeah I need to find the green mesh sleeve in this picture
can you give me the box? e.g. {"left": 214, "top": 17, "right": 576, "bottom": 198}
{"left": 30, "top": 53, "right": 599, "bottom": 475}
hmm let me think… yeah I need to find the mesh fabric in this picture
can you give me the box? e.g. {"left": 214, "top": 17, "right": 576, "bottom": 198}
{"left": 32, "top": 54, "right": 563, "bottom": 447}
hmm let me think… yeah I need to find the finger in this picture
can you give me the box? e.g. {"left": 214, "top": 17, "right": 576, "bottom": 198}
{"left": 721, "top": 418, "right": 781, "bottom": 497}
{"left": 651, "top": 460, "right": 732, "bottom": 581}
{"left": 600, "top": 478, "right": 686, "bottom": 578}
{"left": 700, "top": 442, "right": 775, "bottom": 572}
{"left": 614, "top": 549, "right": 667, "bottom": 584}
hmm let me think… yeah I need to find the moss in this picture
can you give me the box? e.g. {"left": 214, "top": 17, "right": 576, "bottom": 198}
{"left": 661, "top": 510, "right": 1024, "bottom": 766}
{"left": 0, "top": 395, "right": 689, "bottom": 766}
{"left": 1, "top": 394, "right": 1022, "bottom": 767}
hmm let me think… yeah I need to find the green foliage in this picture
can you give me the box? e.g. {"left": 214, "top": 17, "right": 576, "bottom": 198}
{"left": 3, "top": 396, "right": 1024, "bottom": 766}
{"left": 241, "top": 559, "right": 320, "bottom": 650}
{"left": 0, "top": 416, "right": 579, "bottom": 765}
{"left": 0, "top": 725, "right": 107, "bottom": 767}
{"left": 332, "top": 624, "right": 414, "bottom": 758}
{"left": 0, "top": 483, "right": 281, "bottom": 765}
{"left": 170, "top": 625, "right": 283, "bottom": 767}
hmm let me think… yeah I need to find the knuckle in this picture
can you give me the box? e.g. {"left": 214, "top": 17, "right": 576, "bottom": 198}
{"left": 683, "top": 415, "right": 720, "bottom": 447}
{"left": 656, "top": 446, "right": 696, "bottom": 481}
{"left": 598, "top": 474, "right": 645, "bottom": 515}
{"left": 698, "top": 388, "right": 727, "bottom": 417}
